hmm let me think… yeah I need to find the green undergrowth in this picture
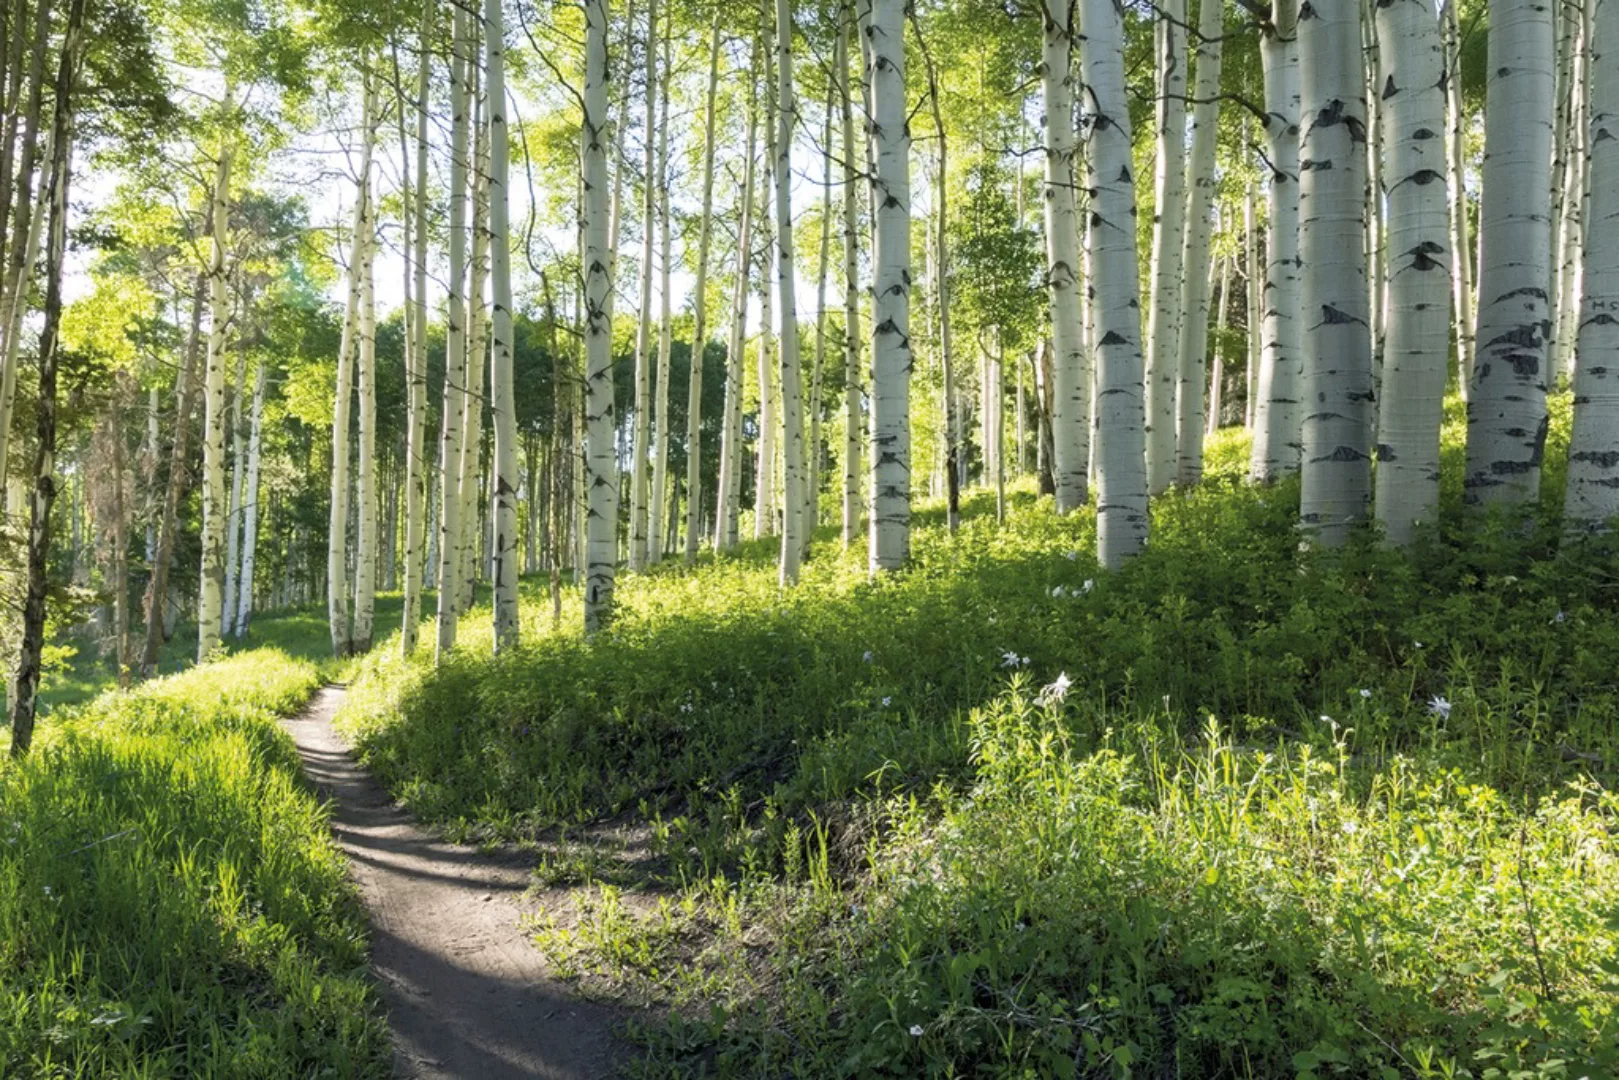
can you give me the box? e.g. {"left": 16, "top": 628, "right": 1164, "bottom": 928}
{"left": 0, "top": 650, "right": 390, "bottom": 1077}
{"left": 339, "top": 412, "right": 1619, "bottom": 1076}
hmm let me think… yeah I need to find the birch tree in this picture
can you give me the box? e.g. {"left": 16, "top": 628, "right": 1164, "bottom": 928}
{"left": 222, "top": 297, "right": 248, "bottom": 636}
{"left": 776, "top": 0, "right": 805, "bottom": 584}
{"left": 1173, "top": 0, "right": 1223, "bottom": 486}
{"left": 1464, "top": 0, "right": 1554, "bottom": 505}
{"left": 401, "top": 0, "right": 432, "bottom": 655}
{"left": 839, "top": 8, "right": 862, "bottom": 549}
{"left": 234, "top": 357, "right": 265, "bottom": 637}
{"left": 1041, "top": 0, "right": 1086, "bottom": 513}
{"left": 629, "top": 0, "right": 656, "bottom": 570}
{"left": 436, "top": 12, "right": 470, "bottom": 657}
{"left": 1250, "top": 0, "right": 1301, "bottom": 482}
{"left": 1145, "top": 0, "right": 1188, "bottom": 494}
{"left": 1373, "top": 0, "right": 1450, "bottom": 545}
{"left": 352, "top": 154, "right": 379, "bottom": 653}
{"left": 582, "top": 0, "right": 619, "bottom": 633}
{"left": 1081, "top": 0, "right": 1148, "bottom": 568}
{"left": 684, "top": 14, "right": 721, "bottom": 564}
{"left": 198, "top": 86, "right": 237, "bottom": 662}
{"left": 1566, "top": 0, "right": 1619, "bottom": 530}
{"left": 717, "top": 44, "right": 757, "bottom": 553}
{"left": 868, "top": 0, "right": 910, "bottom": 572}
{"left": 1296, "top": 0, "right": 1373, "bottom": 547}
{"left": 487, "top": 0, "right": 519, "bottom": 647}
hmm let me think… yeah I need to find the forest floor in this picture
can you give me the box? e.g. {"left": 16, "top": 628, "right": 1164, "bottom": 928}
{"left": 281, "top": 685, "right": 631, "bottom": 1079}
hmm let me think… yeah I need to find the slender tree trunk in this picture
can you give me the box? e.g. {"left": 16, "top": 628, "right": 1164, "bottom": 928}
{"left": 436, "top": 13, "right": 471, "bottom": 656}
{"left": 1566, "top": 0, "right": 1619, "bottom": 529}
{"left": 488, "top": 0, "right": 519, "bottom": 648}
{"left": 1464, "top": 0, "right": 1554, "bottom": 505}
{"left": 808, "top": 83, "right": 834, "bottom": 551}
{"left": 402, "top": 0, "right": 432, "bottom": 656}
{"left": 1208, "top": 252, "right": 1230, "bottom": 436}
{"left": 1173, "top": 0, "right": 1222, "bottom": 485}
{"left": 1243, "top": 179, "right": 1260, "bottom": 430}
{"left": 1374, "top": 0, "right": 1450, "bottom": 545}
{"left": 629, "top": 0, "right": 657, "bottom": 571}
{"left": 868, "top": 0, "right": 911, "bottom": 573}
{"left": 1081, "top": 0, "right": 1148, "bottom": 568}
{"left": 198, "top": 85, "right": 237, "bottom": 663}
{"left": 685, "top": 14, "right": 721, "bottom": 564}
{"left": 140, "top": 277, "right": 203, "bottom": 677}
{"left": 1296, "top": 0, "right": 1373, "bottom": 546}
{"left": 1251, "top": 0, "right": 1302, "bottom": 482}
{"left": 756, "top": 37, "right": 778, "bottom": 542}
{"left": 352, "top": 152, "right": 379, "bottom": 652}
{"left": 459, "top": 49, "right": 488, "bottom": 614}
{"left": 0, "top": 132, "right": 46, "bottom": 501}
{"left": 1041, "top": 0, "right": 1086, "bottom": 513}
{"left": 1444, "top": 0, "right": 1476, "bottom": 395}
{"left": 650, "top": 27, "right": 673, "bottom": 566}
{"left": 235, "top": 357, "right": 265, "bottom": 637}
{"left": 0, "top": 0, "right": 52, "bottom": 497}
{"left": 10, "top": 0, "right": 80, "bottom": 754}
{"left": 223, "top": 291, "right": 248, "bottom": 636}
{"left": 716, "top": 42, "right": 756, "bottom": 553}
{"left": 839, "top": 8, "right": 862, "bottom": 549}
{"left": 1145, "top": 0, "right": 1188, "bottom": 494}
{"left": 775, "top": 0, "right": 805, "bottom": 584}
{"left": 582, "top": 0, "right": 618, "bottom": 633}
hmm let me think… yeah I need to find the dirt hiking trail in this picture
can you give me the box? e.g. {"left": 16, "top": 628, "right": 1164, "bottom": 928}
{"left": 282, "top": 686, "right": 629, "bottom": 1078}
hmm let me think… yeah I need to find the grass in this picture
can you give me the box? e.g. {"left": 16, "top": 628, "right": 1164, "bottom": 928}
{"left": 334, "top": 405, "right": 1619, "bottom": 1077}
{"left": 0, "top": 650, "right": 391, "bottom": 1077}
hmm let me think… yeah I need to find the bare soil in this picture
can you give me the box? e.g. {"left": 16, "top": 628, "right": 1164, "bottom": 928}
{"left": 282, "top": 686, "right": 633, "bottom": 1079}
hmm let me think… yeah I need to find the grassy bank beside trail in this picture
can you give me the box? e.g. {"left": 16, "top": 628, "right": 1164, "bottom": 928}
{"left": 0, "top": 650, "right": 390, "bottom": 1078}
{"left": 331, "top": 417, "right": 1617, "bottom": 1076}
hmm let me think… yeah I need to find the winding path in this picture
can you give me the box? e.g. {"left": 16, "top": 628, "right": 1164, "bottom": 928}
{"left": 282, "top": 686, "right": 628, "bottom": 1079}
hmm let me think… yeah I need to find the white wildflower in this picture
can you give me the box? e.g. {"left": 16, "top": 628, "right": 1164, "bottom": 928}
{"left": 881, "top": 696, "right": 892, "bottom": 708}
{"left": 1002, "top": 650, "right": 1022, "bottom": 668}
{"left": 909, "top": 1024, "right": 925, "bottom": 1037}
{"left": 1039, "top": 672, "right": 1073, "bottom": 706}
{"left": 1554, "top": 611, "right": 1567, "bottom": 624}
{"left": 1065, "top": 550, "right": 1079, "bottom": 561}
{"left": 1081, "top": 579, "right": 1095, "bottom": 594}
{"left": 1427, "top": 695, "right": 1452, "bottom": 720}
{"left": 1359, "top": 689, "right": 1372, "bottom": 700}
{"left": 1050, "top": 585, "right": 1067, "bottom": 598}
{"left": 862, "top": 650, "right": 874, "bottom": 664}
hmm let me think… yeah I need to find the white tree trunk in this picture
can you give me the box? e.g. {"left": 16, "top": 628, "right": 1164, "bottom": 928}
{"left": 867, "top": 0, "right": 910, "bottom": 573}
{"left": 1296, "top": 0, "right": 1373, "bottom": 547}
{"left": 234, "top": 357, "right": 264, "bottom": 637}
{"left": 839, "top": 9, "right": 862, "bottom": 550}
{"left": 1082, "top": 0, "right": 1148, "bottom": 567}
{"left": 488, "top": 0, "right": 519, "bottom": 648}
{"left": 1173, "top": 0, "right": 1222, "bottom": 486}
{"left": 649, "top": 28, "right": 672, "bottom": 566}
{"left": 402, "top": 0, "right": 432, "bottom": 656}
{"left": 1243, "top": 179, "right": 1260, "bottom": 430}
{"left": 1443, "top": 0, "right": 1476, "bottom": 395}
{"left": 1145, "top": 0, "right": 1188, "bottom": 494}
{"left": 353, "top": 168, "right": 379, "bottom": 652}
{"left": 198, "top": 88, "right": 236, "bottom": 663}
{"left": 685, "top": 14, "right": 721, "bottom": 564}
{"left": 1042, "top": 0, "right": 1087, "bottom": 513}
{"left": 629, "top": 0, "right": 656, "bottom": 571}
{"left": 1566, "top": 0, "right": 1619, "bottom": 530}
{"left": 1250, "top": 0, "right": 1302, "bottom": 482}
{"left": 459, "top": 57, "right": 488, "bottom": 615}
{"left": 775, "top": 0, "right": 805, "bottom": 585}
{"left": 716, "top": 46, "right": 756, "bottom": 554}
{"left": 1464, "top": 0, "right": 1554, "bottom": 504}
{"left": 435, "top": 16, "right": 470, "bottom": 657}
{"left": 1373, "top": 0, "right": 1450, "bottom": 545}
{"left": 582, "top": 0, "right": 618, "bottom": 633}
{"left": 223, "top": 301, "right": 248, "bottom": 636}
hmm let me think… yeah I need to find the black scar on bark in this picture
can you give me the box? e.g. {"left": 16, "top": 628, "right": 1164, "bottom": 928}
{"left": 1531, "top": 412, "right": 1549, "bottom": 466}
{"left": 1481, "top": 324, "right": 1543, "bottom": 351}
{"left": 1383, "top": 75, "right": 1398, "bottom": 100}
{"left": 1099, "top": 330, "right": 1129, "bottom": 346}
{"left": 1322, "top": 445, "right": 1369, "bottom": 462}
{"left": 1572, "top": 449, "right": 1619, "bottom": 469}
{"left": 1376, "top": 443, "right": 1398, "bottom": 461}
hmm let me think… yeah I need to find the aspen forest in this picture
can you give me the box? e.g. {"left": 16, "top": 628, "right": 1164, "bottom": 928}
{"left": 6, "top": 0, "right": 1619, "bottom": 1074}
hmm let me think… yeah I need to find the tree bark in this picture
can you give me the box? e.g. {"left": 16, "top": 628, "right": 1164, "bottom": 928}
{"left": 436, "top": 13, "right": 471, "bottom": 657}
{"left": 235, "top": 356, "right": 265, "bottom": 637}
{"left": 650, "top": 27, "right": 673, "bottom": 565}
{"left": 1081, "top": 0, "right": 1148, "bottom": 568}
{"left": 402, "top": 0, "right": 432, "bottom": 656}
{"left": 488, "top": 0, "right": 520, "bottom": 649}
{"left": 716, "top": 41, "right": 757, "bottom": 553}
{"left": 775, "top": 0, "right": 805, "bottom": 585}
{"left": 1566, "top": 0, "right": 1619, "bottom": 530}
{"left": 685, "top": 14, "right": 721, "bottom": 565}
{"left": 582, "top": 0, "right": 618, "bottom": 633}
{"left": 868, "top": 0, "right": 911, "bottom": 573}
{"left": 1373, "top": 0, "right": 1450, "bottom": 545}
{"left": 1464, "top": 0, "right": 1554, "bottom": 505}
{"left": 1297, "top": 0, "right": 1373, "bottom": 547}
{"left": 1145, "top": 0, "right": 1188, "bottom": 494}
{"left": 629, "top": 0, "right": 657, "bottom": 571}
{"left": 839, "top": 8, "right": 862, "bottom": 550}
{"left": 197, "top": 85, "right": 237, "bottom": 662}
